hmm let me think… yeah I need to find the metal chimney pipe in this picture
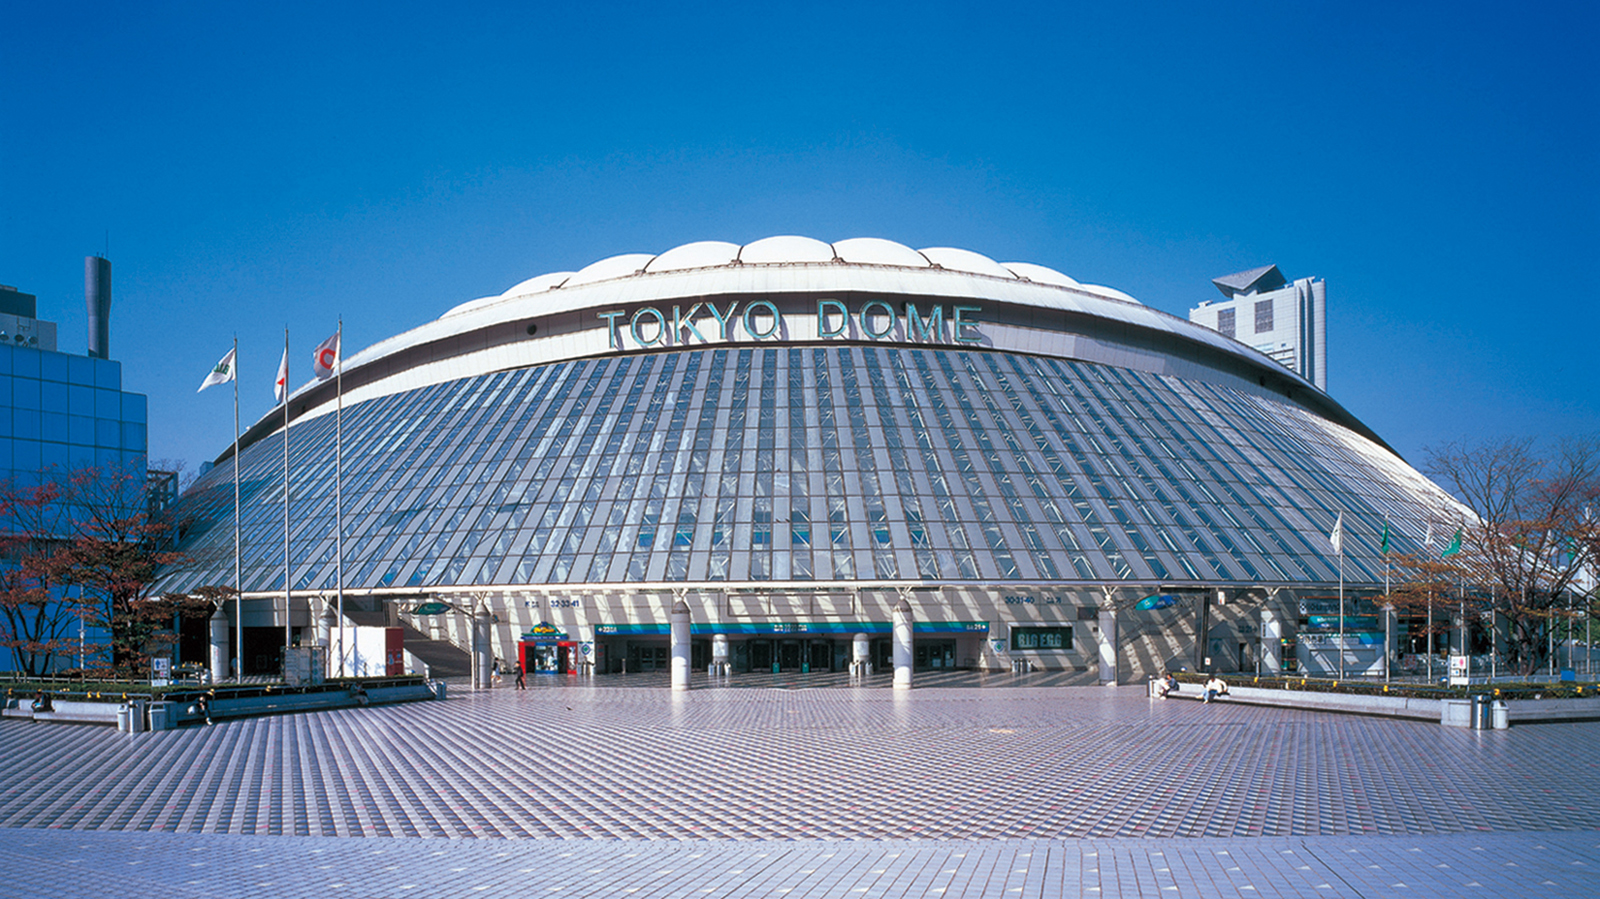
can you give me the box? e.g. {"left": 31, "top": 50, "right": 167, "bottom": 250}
{"left": 85, "top": 255, "right": 111, "bottom": 359}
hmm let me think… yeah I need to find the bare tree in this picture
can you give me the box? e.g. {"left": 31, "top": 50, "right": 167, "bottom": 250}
{"left": 1417, "top": 436, "right": 1600, "bottom": 675}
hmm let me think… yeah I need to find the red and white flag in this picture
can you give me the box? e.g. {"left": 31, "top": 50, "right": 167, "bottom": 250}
{"left": 312, "top": 330, "right": 340, "bottom": 381}
{"left": 274, "top": 347, "right": 289, "bottom": 403}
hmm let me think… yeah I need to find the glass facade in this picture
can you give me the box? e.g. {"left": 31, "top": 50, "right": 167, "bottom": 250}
{"left": 0, "top": 343, "right": 147, "bottom": 490}
{"left": 163, "top": 345, "right": 1440, "bottom": 595}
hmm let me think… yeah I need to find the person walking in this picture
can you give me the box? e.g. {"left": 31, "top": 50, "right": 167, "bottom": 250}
{"left": 514, "top": 661, "right": 526, "bottom": 690}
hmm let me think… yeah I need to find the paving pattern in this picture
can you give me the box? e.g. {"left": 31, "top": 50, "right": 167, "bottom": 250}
{"left": 3, "top": 675, "right": 1599, "bottom": 896}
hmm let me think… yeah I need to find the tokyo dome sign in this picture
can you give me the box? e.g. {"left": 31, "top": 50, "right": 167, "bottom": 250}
{"left": 598, "top": 299, "right": 983, "bottom": 351}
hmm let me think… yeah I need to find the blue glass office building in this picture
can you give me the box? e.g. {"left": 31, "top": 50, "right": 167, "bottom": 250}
{"left": 159, "top": 237, "right": 1464, "bottom": 681}
{"left": 0, "top": 345, "right": 147, "bottom": 482}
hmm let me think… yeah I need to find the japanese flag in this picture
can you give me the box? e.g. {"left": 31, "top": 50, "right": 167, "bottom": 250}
{"left": 312, "top": 330, "right": 340, "bottom": 381}
{"left": 274, "top": 347, "right": 289, "bottom": 403}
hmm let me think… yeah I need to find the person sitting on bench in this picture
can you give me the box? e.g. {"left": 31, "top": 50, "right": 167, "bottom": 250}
{"left": 1203, "top": 675, "right": 1229, "bottom": 704}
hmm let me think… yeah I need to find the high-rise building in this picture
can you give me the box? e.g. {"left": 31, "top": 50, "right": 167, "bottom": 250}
{"left": 0, "top": 266, "right": 146, "bottom": 488}
{"left": 1189, "top": 264, "right": 1326, "bottom": 390}
{"left": 0, "top": 261, "right": 149, "bottom": 673}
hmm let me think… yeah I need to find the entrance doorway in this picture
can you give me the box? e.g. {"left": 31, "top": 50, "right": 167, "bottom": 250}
{"left": 808, "top": 639, "right": 832, "bottom": 673}
{"left": 915, "top": 640, "right": 956, "bottom": 670}
{"left": 871, "top": 638, "right": 893, "bottom": 671}
{"left": 744, "top": 638, "right": 834, "bottom": 672}
{"left": 628, "top": 643, "right": 669, "bottom": 672}
{"left": 749, "top": 639, "right": 774, "bottom": 672}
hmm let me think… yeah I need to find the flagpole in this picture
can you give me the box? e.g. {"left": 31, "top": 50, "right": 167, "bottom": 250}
{"left": 232, "top": 336, "right": 242, "bottom": 682}
{"left": 335, "top": 319, "right": 345, "bottom": 679}
{"left": 1338, "top": 514, "right": 1345, "bottom": 680}
{"left": 1426, "top": 519, "right": 1434, "bottom": 683}
{"left": 282, "top": 328, "right": 292, "bottom": 673}
{"left": 1383, "top": 515, "right": 1391, "bottom": 684}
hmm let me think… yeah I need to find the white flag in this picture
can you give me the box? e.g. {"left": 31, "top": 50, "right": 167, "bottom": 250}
{"left": 1328, "top": 512, "right": 1344, "bottom": 555}
{"left": 1424, "top": 521, "right": 1434, "bottom": 547}
{"left": 274, "top": 347, "right": 289, "bottom": 403}
{"left": 198, "top": 348, "right": 236, "bottom": 392}
{"left": 312, "top": 331, "right": 340, "bottom": 381}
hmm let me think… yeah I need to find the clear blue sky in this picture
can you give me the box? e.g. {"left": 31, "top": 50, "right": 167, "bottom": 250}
{"left": 3, "top": 1, "right": 1595, "bottom": 475}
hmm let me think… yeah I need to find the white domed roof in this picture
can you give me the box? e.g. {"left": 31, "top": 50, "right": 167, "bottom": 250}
{"left": 1078, "top": 283, "right": 1141, "bottom": 304}
{"left": 565, "top": 253, "right": 655, "bottom": 287}
{"left": 646, "top": 240, "right": 741, "bottom": 272}
{"left": 916, "top": 247, "right": 1016, "bottom": 279}
{"left": 449, "top": 235, "right": 1151, "bottom": 324}
{"left": 1003, "top": 262, "right": 1080, "bottom": 289}
{"left": 833, "top": 237, "right": 931, "bottom": 267}
{"left": 740, "top": 235, "right": 835, "bottom": 264}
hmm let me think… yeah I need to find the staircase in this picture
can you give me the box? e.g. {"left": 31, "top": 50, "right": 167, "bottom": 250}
{"left": 340, "top": 598, "right": 472, "bottom": 679}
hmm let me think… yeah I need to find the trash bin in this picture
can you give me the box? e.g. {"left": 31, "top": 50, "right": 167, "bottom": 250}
{"left": 129, "top": 700, "right": 147, "bottom": 733}
{"left": 116, "top": 703, "right": 131, "bottom": 732}
{"left": 1491, "top": 700, "right": 1510, "bottom": 730}
{"left": 1469, "top": 694, "right": 1491, "bottom": 730}
{"left": 147, "top": 702, "right": 169, "bottom": 731}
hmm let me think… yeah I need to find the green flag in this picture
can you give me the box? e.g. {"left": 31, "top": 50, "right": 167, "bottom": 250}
{"left": 1380, "top": 520, "right": 1390, "bottom": 555}
{"left": 1441, "top": 529, "right": 1462, "bottom": 557}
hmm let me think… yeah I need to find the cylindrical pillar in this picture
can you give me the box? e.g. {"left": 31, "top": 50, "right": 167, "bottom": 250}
{"left": 319, "top": 601, "right": 338, "bottom": 679}
{"left": 208, "top": 607, "right": 229, "bottom": 683}
{"left": 1381, "top": 604, "right": 1397, "bottom": 682}
{"left": 1261, "top": 607, "right": 1283, "bottom": 675}
{"left": 892, "top": 599, "right": 913, "bottom": 690}
{"left": 670, "top": 599, "right": 691, "bottom": 691}
{"left": 852, "top": 632, "right": 870, "bottom": 676}
{"left": 474, "top": 605, "right": 493, "bottom": 690}
{"left": 711, "top": 633, "right": 729, "bottom": 675}
{"left": 1097, "top": 607, "right": 1118, "bottom": 685}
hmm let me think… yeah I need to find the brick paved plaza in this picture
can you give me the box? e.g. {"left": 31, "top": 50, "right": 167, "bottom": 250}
{"left": 3, "top": 676, "right": 1598, "bottom": 897}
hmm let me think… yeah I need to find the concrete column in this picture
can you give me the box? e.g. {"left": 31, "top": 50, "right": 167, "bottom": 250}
{"left": 1261, "top": 607, "right": 1283, "bottom": 674}
{"left": 711, "top": 633, "right": 729, "bottom": 674}
{"left": 852, "top": 632, "right": 870, "bottom": 675}
{"left": 317, "top": 601, "right": 335, "bottom": 648}
{"left": 670, "top": 599, "right": 691, "bottom": 691}
{"left": 1381, "top": 604, "right": 1397, "bottom": 681}
{"left": 1097, "top": 607, "right": 1118, "bottom": 685}
{"left": 474, "top": 605, "right": 493, "bottom": 689}
{"left": 892, "top": 599, "right": 913, "bottom": 690}
{"left": 317, "top": 601, "right": 337, "bottom": 680}
{"left": 209, "top": 607, "right": 229, "bottom": 683}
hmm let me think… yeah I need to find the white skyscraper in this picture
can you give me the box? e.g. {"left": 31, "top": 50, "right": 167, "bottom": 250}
{"left": 1190, "top": 264, "right": 1326, "bottom": 390}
